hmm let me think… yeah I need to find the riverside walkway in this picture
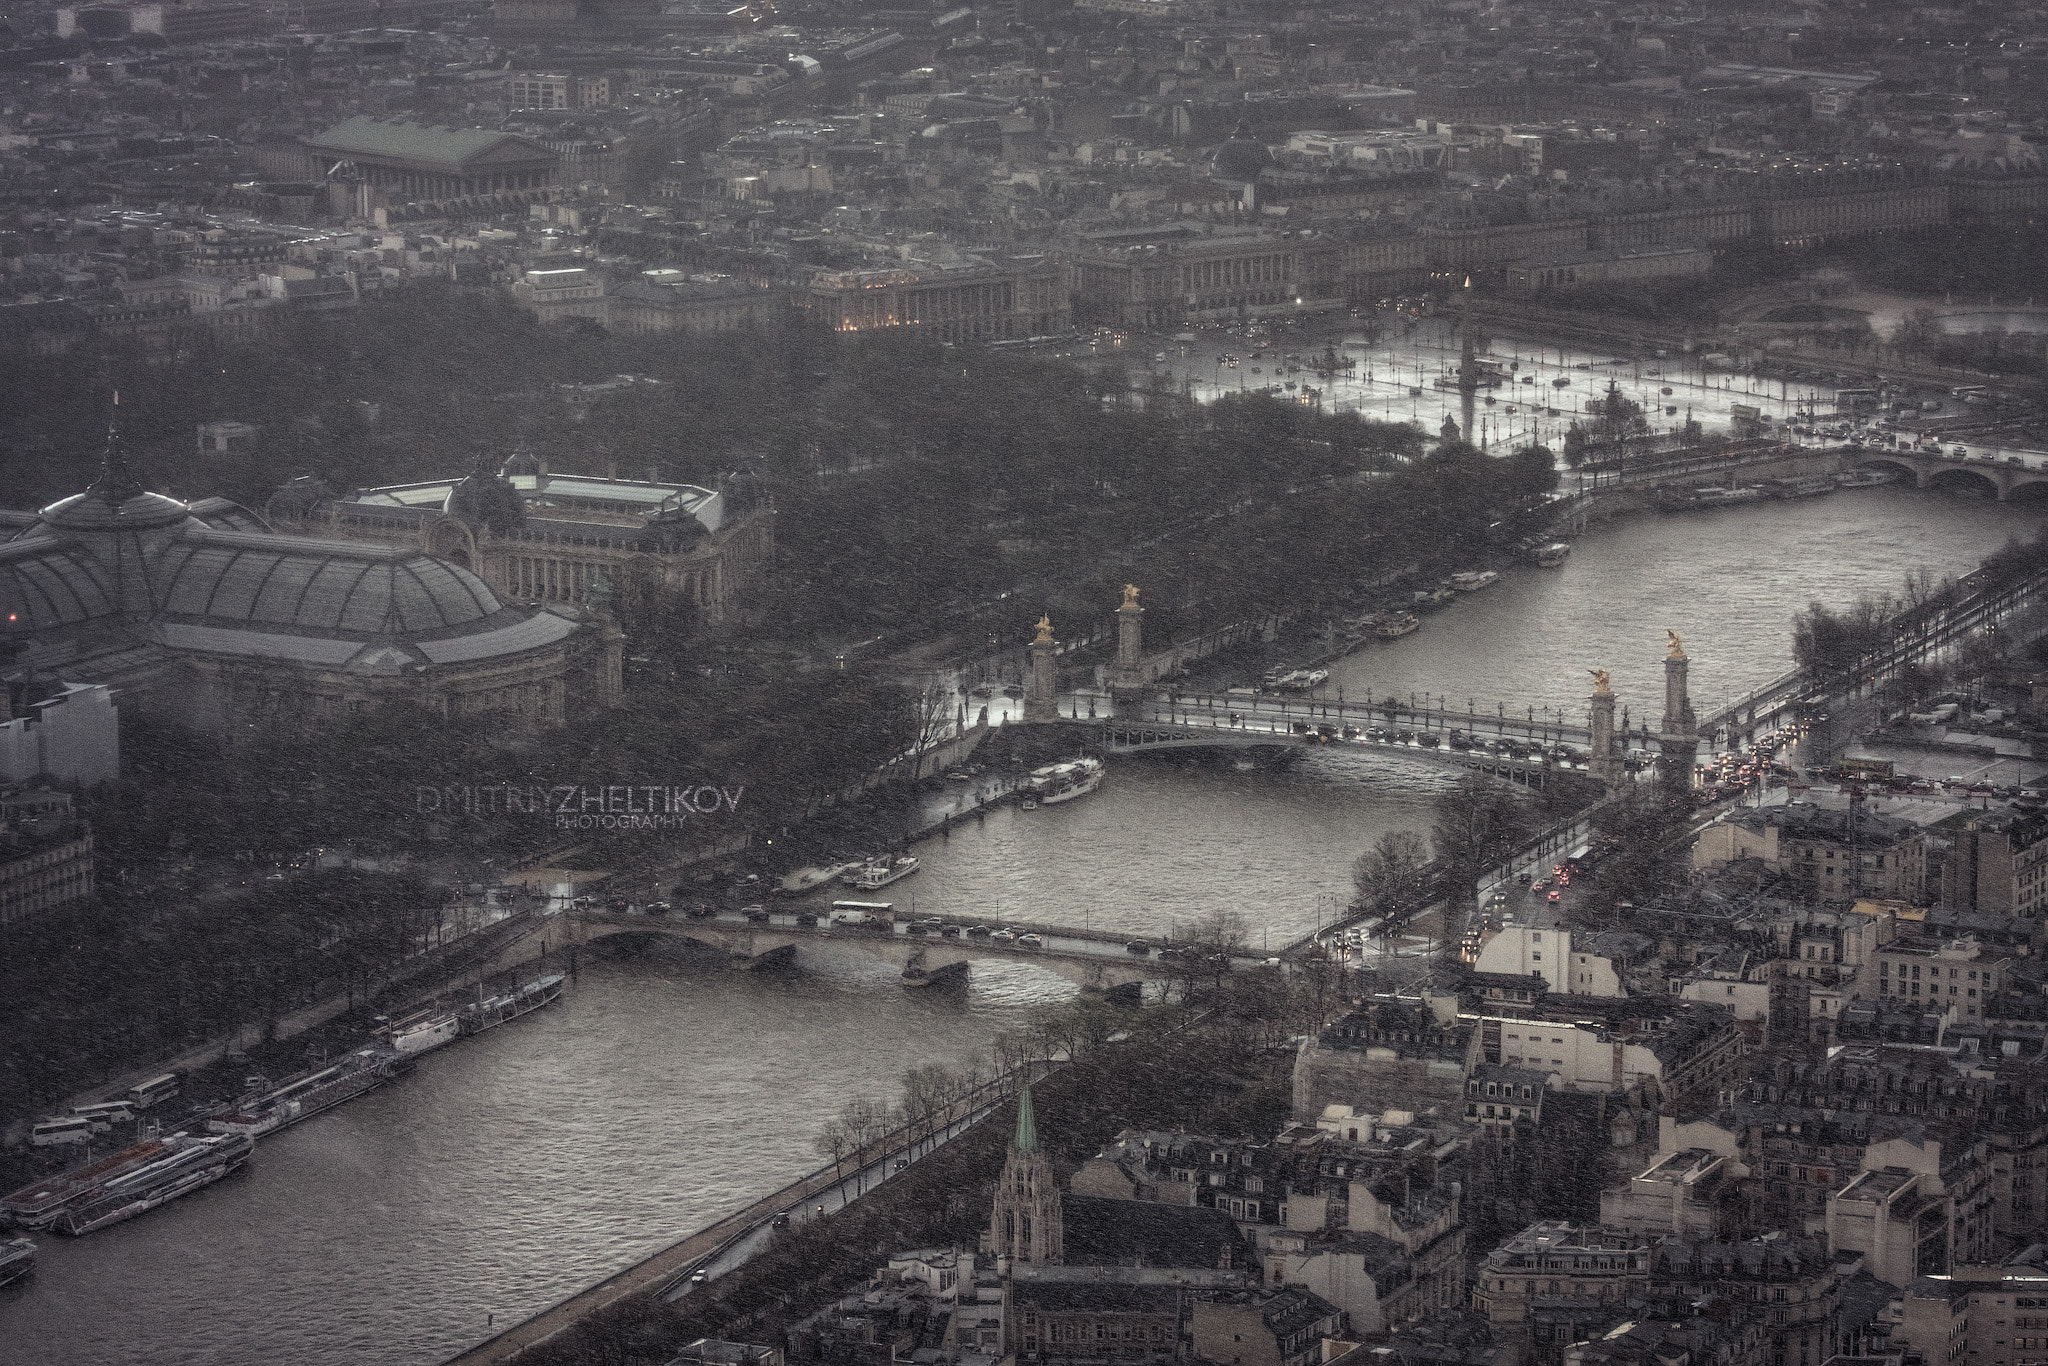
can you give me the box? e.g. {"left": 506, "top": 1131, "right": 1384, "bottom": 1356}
{"left": 442, "top": 1071, "right": 1035, "bottom": 1365}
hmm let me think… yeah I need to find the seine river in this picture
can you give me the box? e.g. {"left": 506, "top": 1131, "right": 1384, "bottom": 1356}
{"left": 4, "top": 488, "right": 2041, "bottom": 1366}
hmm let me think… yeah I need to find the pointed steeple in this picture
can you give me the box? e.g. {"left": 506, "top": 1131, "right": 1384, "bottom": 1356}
{"left": 986, "top": 1081, "right": 1061, "bottom": 1268}
{"left": 1015, "top": 1083, "right": 1037, "bottom": 1154}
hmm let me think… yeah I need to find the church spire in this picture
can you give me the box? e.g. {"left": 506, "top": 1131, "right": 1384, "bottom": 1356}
{"left": 986, "top": 1081, "right": 1061, "bottom": 1268}
{"left": 1015, "top": 1083, "right": 1037, "bottom": 1154}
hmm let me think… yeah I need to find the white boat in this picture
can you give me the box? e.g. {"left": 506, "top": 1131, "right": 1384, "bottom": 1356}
{"left": 380, "top": 1009, "right": 461, "bottom": 1057}
{"left": 781, "top": 862, "right": 857, "bottom": 895}
{"left": 852, "top": 855, "right": 920, "bottom": 891}
{"left": 458, "top": 974, "right": 567, "bottom": 1036}
{"left": 0, "top": 1238, "right": 34, "bottom": 1288}
{"left": 1532, "top": 543, "right": 1571, "bottom": 567}
{"left": 1448, "top": 571, "right": 1500, "bottom": 592}
{"left": 53, "top": 1133, "right": 254, "bottom": 1236}
{"left": 1029, "top": 758, "right": 1105, "bottom": 806}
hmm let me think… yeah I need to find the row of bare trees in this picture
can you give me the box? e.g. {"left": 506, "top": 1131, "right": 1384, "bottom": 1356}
{"left": 807, "top": 944, "right": 1360, "bottom": 1194}
{"left": 812, "top": 1058, "right": 1024, "bottom": 1195}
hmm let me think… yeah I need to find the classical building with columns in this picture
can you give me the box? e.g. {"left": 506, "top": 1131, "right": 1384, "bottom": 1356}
{"left": 1, "top": 431, "right": 620, "bottom": 735}
{"left": 266, "top": 452, "right": 773, "bottom": 625}
{"left": 290, "top": 117, "right": 560, "bottom": 215}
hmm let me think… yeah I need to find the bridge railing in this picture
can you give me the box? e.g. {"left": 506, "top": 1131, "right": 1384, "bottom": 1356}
{"left": 1151, "top": 692, "right": 1594, "bottom": 744}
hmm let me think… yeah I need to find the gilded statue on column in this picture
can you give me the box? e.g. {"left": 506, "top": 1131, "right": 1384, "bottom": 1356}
{"left": 1589, "top": 669, "right": 1611, "bottom": 695}
{"left": 1666, "top": 630, "right": 1686, "bottom": 660}
{"left": 1033, "top": 615, "right": 1054, "bottom": 645}
{"left": 1121, "top": 584, "right": 1141, "bottom": 609}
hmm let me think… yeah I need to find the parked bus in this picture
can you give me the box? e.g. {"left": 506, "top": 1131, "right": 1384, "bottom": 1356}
{"left": 124, "top": 1074, "right": 182, "bottom": 1110}
{"left": 30, "top": 1116, "right": 93, "bottom": 1147}
{"left": 70, "top": 1101, "right": 135, "bottom": 1132}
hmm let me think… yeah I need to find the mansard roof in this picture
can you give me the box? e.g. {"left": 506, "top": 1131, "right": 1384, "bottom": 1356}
{"left": 303, "top": 117, "right": 557, "bottom": 174}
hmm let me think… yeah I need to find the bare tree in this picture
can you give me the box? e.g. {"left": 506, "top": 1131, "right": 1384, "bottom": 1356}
{"left": 1350, "top": 830, "right": 1431, "bottom": 927}
{"left": 903, "top": 678, "right": 960, "bottom": 780}
{"left": 814, "top": 1118, "right": 850, "bottom": 1181}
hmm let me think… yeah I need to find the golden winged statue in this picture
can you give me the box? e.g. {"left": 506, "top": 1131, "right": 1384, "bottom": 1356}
{"left": 1034, "top": 614, "right": 1054, "bottom": 645}
{"left": 1590, "top": 669, "right": 1611, "bottom": 695}
{"left": 1667, "top": 630, "right": 1686, "bottom": 660}
{"left": 1121, "top": 583, "right": 1141, "bottom": 609}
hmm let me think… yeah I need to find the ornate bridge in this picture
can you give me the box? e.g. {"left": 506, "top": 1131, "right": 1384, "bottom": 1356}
{"left": 1095, "top": 711, "right": 1584, "bottom": 787}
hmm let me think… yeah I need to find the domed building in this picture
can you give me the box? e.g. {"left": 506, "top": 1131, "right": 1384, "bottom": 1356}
{"left": 2, "top": 428, "right": 619, "bottom": 733}
{"left": 1210, "top": 119, "right": 1275, "bottom": 209}
{"left": 267, "top": 450, "right": 772, "bottom": 624}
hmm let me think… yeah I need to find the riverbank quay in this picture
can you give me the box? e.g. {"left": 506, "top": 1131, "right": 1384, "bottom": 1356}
{"left": 449, "top": 1020, "right": 1293, "bottom": 1366}
{"left": 442, "top": 1065, "right": 1042, "bottom": 1366}
{"left": 0, "top": 891, "right": 546, "bottom": 1148}
{"left": 0, "top": 914, "right": 578, "bottom": 1194}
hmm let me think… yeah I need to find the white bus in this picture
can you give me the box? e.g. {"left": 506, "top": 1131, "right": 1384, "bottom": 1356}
{"left": 30, "top": 1116, "right": 93, "bottom": 1147}
{"left": 71, "top": 1101, "right": 136, "bottom": 1131}
{"left": 124, "top": 1074, "right": 182, "bottom": 1110}
{"left": 829, "top": 900, "right": 893, "bottom": 925}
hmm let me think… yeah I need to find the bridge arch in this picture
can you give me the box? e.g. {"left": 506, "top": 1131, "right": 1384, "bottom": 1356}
{"left": 1852, "top": 455, "right": 1921, "bottom": 485}
{"left": 2004, "top": 474, "right": 2048, "bottom": 503}
{"left": 1925, "top": 465, "right": 2003, "bottom": 500}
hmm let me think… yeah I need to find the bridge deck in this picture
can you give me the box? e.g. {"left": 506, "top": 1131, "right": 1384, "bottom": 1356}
{"left": 578, "top": 907, "right": 1269, "bottom": 970}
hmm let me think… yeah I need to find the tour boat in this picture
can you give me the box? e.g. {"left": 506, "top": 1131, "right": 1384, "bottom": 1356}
{"left": 206, "top": 1049, "right": 408, "bottom": 1140}
{"left": 1532, "top": 543, "right": 1571, "bottom": 568}
{"left": 852, "top": 855, "right": 921, "bottom": 891}
{"left": 1374, "top": 613, "right": 1421, "bottom": 638}
{"left": 1448, "top": 571, "right": 1500, "bottom": 592}
{"left": 51, "top": 1133, "right": 255, "bottom": 1237}
{"left": 457, "top": 974, "right": 567, "bottom": 1036}
{"left": 2, "top": 1140, "right": 174, "bottom": 1230}
{"left": 377, "top": 1008, "right": 461, "bottom": 1057}
{"left": 0, "top": 1238, "right": 35, "bottom": 1288}
{"left": 780, "top": 863, "right": 857, "bottom": 895}
{"left": 1410, "top": 587, "right": 1455, "bottom": 611}
{"left": 1028, "top": 758, "right": 1105, "bottom": 806}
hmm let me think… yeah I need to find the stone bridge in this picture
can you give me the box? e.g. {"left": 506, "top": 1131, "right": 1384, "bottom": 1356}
{"left": 573, "top": 911, "right": 1172, "bottom": 992}
{"left": 1849, "top": 450, "right": 2048, "bottom": 502}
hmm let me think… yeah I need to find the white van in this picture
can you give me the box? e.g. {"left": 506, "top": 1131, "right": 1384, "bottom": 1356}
{"left": 31, "top": 1116, "right": 93, "bottom": 1147}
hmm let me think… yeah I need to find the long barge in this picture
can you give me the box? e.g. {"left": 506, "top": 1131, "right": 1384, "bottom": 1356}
{"left": 1, "top": 1139, "right": 173, "bottom": 1230}
{"left": 458, "top": 973, "right": 566, "bottom": 1036}
{"left": 0, "top": 1237, "right": 35, "bottom": 1287}
{"left": 53, "top": 1133, "right": 253, "bottom": 1236}
{"left": 206, "top": 1048, "right": 410, "bottom": 1140}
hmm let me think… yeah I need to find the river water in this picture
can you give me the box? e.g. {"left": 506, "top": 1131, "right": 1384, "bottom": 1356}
{"left": 5, "top": 487, "right": 2042, "bottom": 1366}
